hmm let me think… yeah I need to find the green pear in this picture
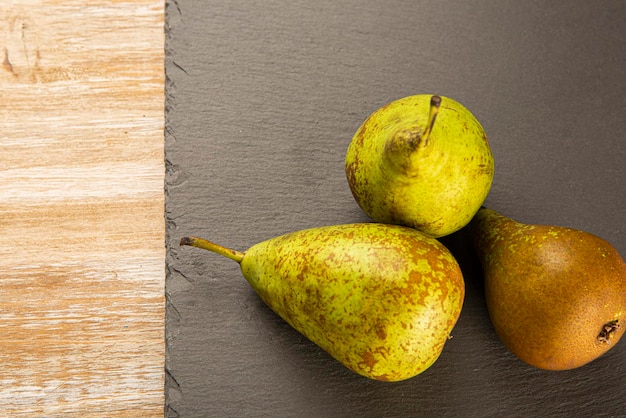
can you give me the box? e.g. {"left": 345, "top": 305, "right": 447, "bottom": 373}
{"left": 471, "top": 207, "right": 626, "bottom": 370}
{"left": 345, "top": 94, "right": 494, "bottom": 238}
{"left": 180, "top": 223, "right": 464, "bottom": 381}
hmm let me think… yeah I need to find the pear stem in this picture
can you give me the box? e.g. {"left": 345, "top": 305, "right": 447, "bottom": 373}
{"left": 421, "top": 95, "right": 441, "bottom": 143}
{"left": 180, "top": 236, "right": 245, "bottom": 263}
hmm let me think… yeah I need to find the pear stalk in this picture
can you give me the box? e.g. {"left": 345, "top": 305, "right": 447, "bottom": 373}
{"left": 180, "top": 236, "right": 244, "bottom": 263}
{"left": 421, "top": 95, "right": 441, "bottom": 145}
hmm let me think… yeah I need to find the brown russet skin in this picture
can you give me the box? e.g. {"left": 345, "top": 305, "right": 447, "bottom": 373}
{"left": 471, "top": 208, "right": 626, "bottom": 370}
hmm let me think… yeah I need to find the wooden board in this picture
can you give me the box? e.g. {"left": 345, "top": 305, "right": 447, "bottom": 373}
{"left": 1, "top": 1, "right": 164, "bottom": 415}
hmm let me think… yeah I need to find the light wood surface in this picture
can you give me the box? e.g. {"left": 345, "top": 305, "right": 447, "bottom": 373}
{"left": 1, "top": 1, "right": 164, "bottom": 415}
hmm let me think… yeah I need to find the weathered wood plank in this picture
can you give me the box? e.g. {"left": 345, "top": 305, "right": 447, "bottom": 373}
{"left": 0, "top": 1, "right": 164, "bottom": 415}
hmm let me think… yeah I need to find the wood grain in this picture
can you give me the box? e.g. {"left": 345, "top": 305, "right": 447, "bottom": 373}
{"left": 1, "top": 1, "right": 164, "bottom": 415}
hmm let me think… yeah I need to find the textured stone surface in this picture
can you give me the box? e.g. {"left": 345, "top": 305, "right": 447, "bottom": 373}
{"left": 165, "top": 0, "right": 625, "bottom": 416}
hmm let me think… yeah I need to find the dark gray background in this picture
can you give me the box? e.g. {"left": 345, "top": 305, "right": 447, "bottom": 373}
{"left": 164, "top": 1, "right": 626, "bottom": 416}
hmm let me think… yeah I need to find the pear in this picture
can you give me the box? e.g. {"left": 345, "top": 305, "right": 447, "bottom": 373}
{"left": 471, "top": 207, "right": 626, "bottom": 370}
{"left": 345, "top": 94, "right": 494, "bottom": 238}
{"left": 180, "top": 223, "right": 464, "bottom": 381}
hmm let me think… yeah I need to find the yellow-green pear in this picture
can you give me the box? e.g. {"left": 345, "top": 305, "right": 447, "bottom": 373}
{"left": 180, "top": 223, "right": 464, "bottom": 381}
{"left": 345, "top": 94, "right": 494, "bottom": 237}
{"left": 471, "top": 207, "right": 626, "bottom": 370}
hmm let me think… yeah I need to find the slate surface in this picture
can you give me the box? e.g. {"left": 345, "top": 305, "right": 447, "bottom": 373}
{"left": 164, "top": 1, "right": 626, "bottom": 416}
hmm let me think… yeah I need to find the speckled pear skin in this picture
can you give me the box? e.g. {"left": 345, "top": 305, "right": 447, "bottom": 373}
{"left": 471, "top": 208, "right": 626, "bottom": 370}
{"left": 345, "top": 94, "right": 494, "bottom": 238}
{"left": 240, "top": 223, "right": 464, "bottom": 381}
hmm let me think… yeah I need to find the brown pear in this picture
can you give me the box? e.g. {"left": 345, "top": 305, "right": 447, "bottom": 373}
{"left": 471, "top": 207, "right": 626, "bottom": 370}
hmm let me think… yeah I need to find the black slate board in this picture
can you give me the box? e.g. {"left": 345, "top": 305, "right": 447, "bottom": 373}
{"left": 164, "top": 1, "right": 626, "bottom": 416}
